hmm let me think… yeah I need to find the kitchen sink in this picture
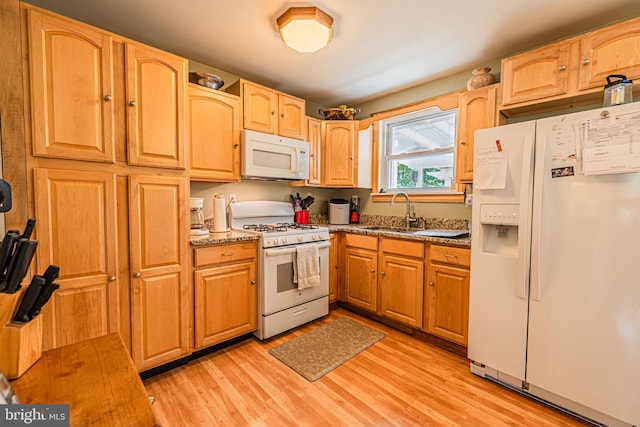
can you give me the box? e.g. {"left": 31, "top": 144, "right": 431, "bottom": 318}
{"left": 361, "top": 226, "right": 469, "bottom": 238}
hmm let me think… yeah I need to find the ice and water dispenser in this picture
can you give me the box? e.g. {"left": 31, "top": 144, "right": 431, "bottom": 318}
{"left": 477, "top": 203, "right": 521, "bottom": 257}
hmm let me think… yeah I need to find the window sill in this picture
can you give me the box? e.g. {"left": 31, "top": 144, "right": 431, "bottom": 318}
{"left": 371, "top": 192, "right": 465, "bottom": 203}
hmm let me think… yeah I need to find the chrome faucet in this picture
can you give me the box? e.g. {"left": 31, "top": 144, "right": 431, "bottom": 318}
{"left": 391, "top": 192, "right": 417, "bottom": 229}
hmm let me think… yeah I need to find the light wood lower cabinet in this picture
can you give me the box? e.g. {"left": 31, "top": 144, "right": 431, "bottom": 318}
{"left": 192, "top": 242, "right": 257, "bottom": 349}
{"left": 328, "top": 233, "right": 339, "bottom": 303}
{"left": 379, "top": 238, "right": 424, "bottom": 328}
{"left": 34, "top": 168, "right": 120, "bottom": 350}
{"left": 128, "top": 175, "right": 190, "bottom": 370}
{"left": 343, "top": 234, "right": 378, "bottom": 312}
{"left": 425, "top": 245, "right": 470, "bottom": 346}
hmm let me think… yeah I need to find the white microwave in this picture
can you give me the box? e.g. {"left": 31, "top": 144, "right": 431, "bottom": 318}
{"left": 241, "top": 130, "right": 309, "bottom": 180}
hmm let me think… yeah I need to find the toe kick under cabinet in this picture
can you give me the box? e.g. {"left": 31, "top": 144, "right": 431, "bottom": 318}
{"left": 192, "top": 241, "right": 258, "bottom": 349}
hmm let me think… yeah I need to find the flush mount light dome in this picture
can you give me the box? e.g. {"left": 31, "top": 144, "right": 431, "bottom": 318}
{"left": 277, "top": 6, "right": 334, "bottom": 53}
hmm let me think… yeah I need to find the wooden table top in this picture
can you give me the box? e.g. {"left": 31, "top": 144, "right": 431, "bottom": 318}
{"left": 10, "top": 333, "right": 157, "bottom": 427}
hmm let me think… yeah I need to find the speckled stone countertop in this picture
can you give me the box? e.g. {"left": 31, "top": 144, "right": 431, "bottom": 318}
{"left": 312, "top": 214, "right": 471, "bottom": 248}
{"left": 190, "top": 229, "right": 259, "bottom": 246}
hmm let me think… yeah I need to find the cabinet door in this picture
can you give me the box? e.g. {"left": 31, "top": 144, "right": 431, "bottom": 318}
{"left": 322, "top": 121, "right": 357, "bottom": 187}
{"left": 379, "top": 254, "right": 424, "bottom": 328}
{"left": 27, "top": 9, "right": 115, "bottom": 163}
{"left": 194, "top": 260, "right": 257, "bottom": 349}
{"left": 456, "top": 86, "right": 497, "bottom": 183}
{"left": 305, "top": 117, "right": 322, "bottom": 185}
{"left": 34, "top": 169, "right": 119, "bottom": 350}
{"left": 243, "top": 81, "right": 277, "bottom": 134}
{"left": 328, "top": 233, "right": 339, "bottom": 303}
{"left": 344, "top": 246, "right": 377, "bottom": 312}
{"left": 578, "top": 18, "right": 640, "bottom": 91}
{"left": 426, "top": 263, "right": 470, "bottom": 346}
{"left": 278, "top": 94, "right": 305, "bottom": 139}
{"left": 501, "top": 42, "right": 570, "bottom": 105}
{"left": 126, "top": 43, "right": 186, "bottom": 169}
{"left": 188, "top": 84, "right": 241, "bottom": 182}
{"left": 129, "top": 175, "right": 190, "bottom": 370}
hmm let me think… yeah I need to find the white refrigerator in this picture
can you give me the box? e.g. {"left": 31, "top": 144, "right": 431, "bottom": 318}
{"left": 468, "top": 102, "right": 640, "bottom": 427}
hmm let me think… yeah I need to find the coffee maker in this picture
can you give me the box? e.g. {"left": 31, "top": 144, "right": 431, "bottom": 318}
{"left": 190, "top": 197, "right": 208, "bottom": 236}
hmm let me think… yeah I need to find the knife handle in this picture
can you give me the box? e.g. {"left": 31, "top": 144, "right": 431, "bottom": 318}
{"left": 28, "top": 282, "right": 59, "bottom": 319}
{"left": 3, "top": 240, "right": 37, "bottom": 294}
{"left": 21, "top": 218, "right": 36, "bottom": 240}
{"left": 12, "top": 276, "right": 45, "bottom": 323}
{"left": 0, "top": 238, "right": 27, "bottom": 292}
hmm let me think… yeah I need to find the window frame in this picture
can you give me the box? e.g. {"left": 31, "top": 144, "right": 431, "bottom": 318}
{"left": 378, "top": 106, "right": 460, "bottom": 195}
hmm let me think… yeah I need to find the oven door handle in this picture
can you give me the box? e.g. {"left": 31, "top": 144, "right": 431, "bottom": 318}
{"left": 264, "top": 241, "right": 331, "bottom": 257}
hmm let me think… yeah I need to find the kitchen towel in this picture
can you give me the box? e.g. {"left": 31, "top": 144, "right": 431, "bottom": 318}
{"left": 213, "top": 194, "right": 227, "bottom": 231}
{"left": 293, "top": 244, "right": 320, "bottom": 289}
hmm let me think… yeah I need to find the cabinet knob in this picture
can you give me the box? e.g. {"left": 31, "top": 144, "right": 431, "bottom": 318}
{"left": 104, "top": 95, "right": 112, "bottom": 101}
{"left": 280, "top": 113, "right": 285, "bottom": 118}
{"left": 271, "top": 110, "right": 275, "bottom": 115}
{"left": 429, "top": 281, "right": 435, "bottom": 287}
{"left": 380, "top": 271, "right": 386, "bottom": 276}
{"left": 234, "top": 143, "right": 239, "bottom": 148}
{"left": 250, "top": 280, "right": 256, "bottom": 285}
{"left": 133, "top": 272, "right": 141, "bottom": 278}
{"left": 582, "top": 59, "right": 590, "bottom": 65}
{"left": 129, "top": 100, "right": 137, "bottom": 107}
{"left": 460, "top": 140, "right": 467, "bottom": 146}
{"left": 108, "top": 276, "right": 116, "bottom": 282}
{"left": 370, "top": 269, "right": 376, "bottom": 273}
{"left": 558, "top": 65, "right": 566, "bottom": 71}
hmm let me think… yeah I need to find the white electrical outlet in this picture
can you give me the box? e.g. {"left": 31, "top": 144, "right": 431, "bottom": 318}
{"left": 465, "top": 194, "right": 473, "bottom": 207}
{"left": 229, "top": 194, "right": 237, "bottom": 204}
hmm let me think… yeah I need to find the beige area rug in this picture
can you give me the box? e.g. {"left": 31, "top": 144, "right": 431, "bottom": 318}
{"left": 268, "top": 317, "right": 385, "bottom": 381}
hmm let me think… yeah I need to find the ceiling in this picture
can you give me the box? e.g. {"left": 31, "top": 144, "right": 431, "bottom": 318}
{"left": 23, "top": 0, "right": 640, "bottom": 107}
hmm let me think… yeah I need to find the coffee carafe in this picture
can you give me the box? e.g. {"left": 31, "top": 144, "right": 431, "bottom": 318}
{"left": 190, "top": 197, "right": 208, "bottom": 236}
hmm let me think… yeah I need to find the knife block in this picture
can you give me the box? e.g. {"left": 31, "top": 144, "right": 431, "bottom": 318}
{"left": 0, "top": 290, "right": 43, "bottom": 379}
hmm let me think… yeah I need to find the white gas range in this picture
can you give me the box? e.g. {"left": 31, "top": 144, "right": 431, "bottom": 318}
{"left": 228, "top": 201, "right": 330, "bottom": 339}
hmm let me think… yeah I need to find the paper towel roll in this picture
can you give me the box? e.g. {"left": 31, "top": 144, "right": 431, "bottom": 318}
{"left": 213, "top": 194, "right": 227, "bottom": 231}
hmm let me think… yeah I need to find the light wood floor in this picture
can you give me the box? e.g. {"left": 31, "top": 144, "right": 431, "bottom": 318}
{"left": 144, "top": 308, "right": 587, "bottom": 426}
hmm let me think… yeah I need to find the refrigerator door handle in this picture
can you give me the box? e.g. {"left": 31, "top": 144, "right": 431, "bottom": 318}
{"left": 530, "top": 130, "right": 546, "bottom": 302}
{"left": 516, "top": 133, "right": 534, "bottom": 300}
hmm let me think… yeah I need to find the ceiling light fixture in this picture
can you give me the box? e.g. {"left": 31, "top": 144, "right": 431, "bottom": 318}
{"left": 276, "top": 6, "right": 334, "bottom": 53}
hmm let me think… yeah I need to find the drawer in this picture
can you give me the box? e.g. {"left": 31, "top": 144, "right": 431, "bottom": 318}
{"left": 344, "top": 233, "right": 378, "bottom": 251}
{"left": 430, "top": 245, "right": 470, "bottom": 267}
{"left": 194, "top": 241, "right": 257, "bottom": 267}
{"left": 381, "top": 238, "right": 424, "bottom": 258}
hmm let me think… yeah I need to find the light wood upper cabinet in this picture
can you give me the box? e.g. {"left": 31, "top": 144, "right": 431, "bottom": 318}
{"left": 578, "top": 18, "right": 640, "bottom": 91}
{"left": 188, "top": 83, "right": 241, "bottom": 182}
{"left": 379, "top": 238, "right": 424, "bottom": 328}
{"left": 228, "top": 79, "right": 306, "bottom": 139}
{"left": 321, "top": 121, "right": 358, "bottom": 187}
{"left": 278, "top": 93, "right": 306, "bottom": 139}
{"left": 425, "top": 245, "right": 470, "bottom": 346}
{"left": 34, "top": 168, "right": 119, "bottom": 350}
{"left": 193, "top": 242, "right": 257, "bottom": 349}
{"left": 456, "top": 85, "right": 497, "bottom": 183}
{"left": 502, "top": 16, "right": 640, "bottom": 110}
{"left": 128, "top": 175, "right": 190, "bottom": 371}
{"left": 125, "top": 43, "right": 186, "bottom": 169}
{"left": 27, "top": 9, "right": 115, "bottom": 163}
{"left": 501, "top": 42, "right": 571, "bottom": 105}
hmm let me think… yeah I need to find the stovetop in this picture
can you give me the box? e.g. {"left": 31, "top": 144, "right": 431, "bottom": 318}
{"left": 242, "top": 223, "right": 321, "bottom": 233}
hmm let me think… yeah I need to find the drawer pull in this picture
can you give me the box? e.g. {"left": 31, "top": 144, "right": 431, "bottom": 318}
{"left": 222, "top": 252, "right": 233, "bottom": 256}
{"left": 558, "top": 65, "right": 566, "bottom": 71}
{"left": 582, "top": 59, "right": 590, "bottom": 65}
{"left": 444, "top": 253, "right": 458, "bottom": 259}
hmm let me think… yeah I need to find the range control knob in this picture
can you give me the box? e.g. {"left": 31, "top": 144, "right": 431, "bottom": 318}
{"left": 297, "top": 235, "right": 304, "bottom": 242}
{"left": 281, "top": 237, "right": 288, "bottom": 245}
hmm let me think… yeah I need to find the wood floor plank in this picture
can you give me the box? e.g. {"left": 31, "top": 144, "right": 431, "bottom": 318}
{"left": 144, "top": 308, "right": 588, "bottom": 426}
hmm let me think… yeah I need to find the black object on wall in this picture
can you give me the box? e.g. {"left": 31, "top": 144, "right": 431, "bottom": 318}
{"left": 0, "top": 179, "right": 11, "bottom": 213}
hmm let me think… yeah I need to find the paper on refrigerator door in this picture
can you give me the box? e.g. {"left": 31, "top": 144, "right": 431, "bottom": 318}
{"left": 475, "top": 143, "right": 508, "bottom": 190}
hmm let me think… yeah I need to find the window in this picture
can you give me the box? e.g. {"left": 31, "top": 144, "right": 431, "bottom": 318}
{"left": 379, "top": 107, "right": 457, "bottom": 193}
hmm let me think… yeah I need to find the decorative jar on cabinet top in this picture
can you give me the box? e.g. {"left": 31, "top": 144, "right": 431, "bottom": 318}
{"left": 467, "top": 66, "right": 495, "bottom": 90}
